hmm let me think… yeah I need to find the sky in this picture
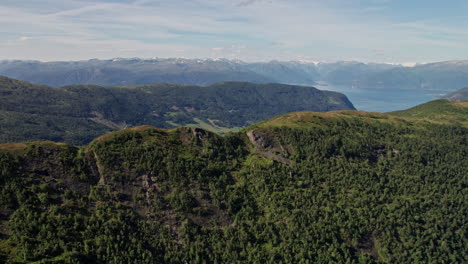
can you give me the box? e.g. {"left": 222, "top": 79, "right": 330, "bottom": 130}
{"left": 0, "top": 0, "right": 467, "bottom": 63}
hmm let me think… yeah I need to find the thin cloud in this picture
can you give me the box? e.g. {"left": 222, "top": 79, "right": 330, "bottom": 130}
{"left": 0, "top": 0, "right": 466, "bottom": 63}
{"left": 237, "top": 0, "right": 272, "bottom": 7}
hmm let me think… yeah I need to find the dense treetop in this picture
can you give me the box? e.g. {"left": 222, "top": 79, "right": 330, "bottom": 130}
{"left": 0, "top": 103, "right": 466, "bottom": 263}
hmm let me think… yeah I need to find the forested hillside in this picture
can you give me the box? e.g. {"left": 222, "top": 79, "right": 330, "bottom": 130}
{"left": 0, "top": 76, "right": 354, "bottom": 145}
{"left": 0, "top": 107, "right": 466, "bottom": 263}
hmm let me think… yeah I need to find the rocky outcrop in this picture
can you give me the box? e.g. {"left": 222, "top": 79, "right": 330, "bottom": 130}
{"left": 246, "top": 130, "right": 293, "bottom": 165}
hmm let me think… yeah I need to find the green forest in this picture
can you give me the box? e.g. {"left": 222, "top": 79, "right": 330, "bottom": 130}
{"left": 0, "top": 76, "right": 354, "bottom": 145}
{"left": 0, "top": 102, "right": 466, "bottom": 263}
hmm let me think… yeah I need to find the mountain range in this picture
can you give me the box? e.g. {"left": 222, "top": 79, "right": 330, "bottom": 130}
{"left": 2, "top": 59, "right": 468, "bottom": 93}
{"left": 0, "top": 58, "right": 318, "bottom": 87}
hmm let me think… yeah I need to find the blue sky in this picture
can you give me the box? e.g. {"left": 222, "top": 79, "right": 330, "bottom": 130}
{"left": 0, "top": 0, "right": 467, "bottom": 63}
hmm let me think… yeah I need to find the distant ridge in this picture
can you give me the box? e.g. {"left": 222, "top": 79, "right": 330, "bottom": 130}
{"left": 442, "top": 87, "right": 468, "bottom": 101}
{"left": 0, "top": 76, "right": 354, "bottom": 144}
{"left": 2, "top": 58, "right": 468, "bottom": 92}
{"left": 0, "top": 58, "right": 319, "bottom": 87}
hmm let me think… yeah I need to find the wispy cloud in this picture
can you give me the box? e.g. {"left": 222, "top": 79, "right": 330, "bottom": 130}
{"left": 236, "top": 0, "right": 272, "bottom": 7}
{"left": 0, "top": 0, "right": 466, "bottom": 62}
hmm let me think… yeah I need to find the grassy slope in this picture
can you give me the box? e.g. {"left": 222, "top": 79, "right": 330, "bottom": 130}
{"left": 389, "top": 99, "right": 468, "bottom": 127}
{"left": 246, "top": 110, "right": 401, "bottom": 130}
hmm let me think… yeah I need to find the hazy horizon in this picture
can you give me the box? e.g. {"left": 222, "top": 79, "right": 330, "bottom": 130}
{"left": 3, "top": 56, "right": 468, "bottom": 67}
